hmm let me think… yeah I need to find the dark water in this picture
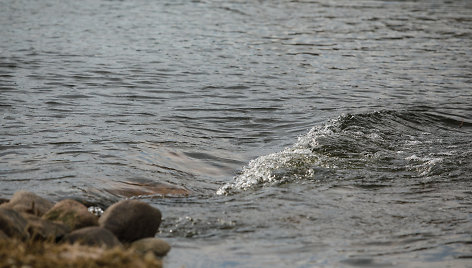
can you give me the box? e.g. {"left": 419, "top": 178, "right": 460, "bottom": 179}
{"left": 1, "top": 0, "right": 472, "bottom": 267}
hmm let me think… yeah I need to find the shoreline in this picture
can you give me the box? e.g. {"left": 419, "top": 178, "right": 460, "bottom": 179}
{"left": 0, "top": 191, "right": 169, "bottom": 268}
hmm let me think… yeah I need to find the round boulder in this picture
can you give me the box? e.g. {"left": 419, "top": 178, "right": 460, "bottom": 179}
{"left": 99, "top": 200, "right": 161, "bottom": 242}
{"left": 42, "top": 199, "right": 98, "bottom": 231}
{"left": 1, "top": 191, "right": 54, "bottom": 216}
{"left": 0, "top": 207, "right": 29, "bottom": 240}
{"left": 131, "top": 237, "right": 171, "bottom": 257}
{"left": 62, "top": 226, "right": 121, "bottom": 248}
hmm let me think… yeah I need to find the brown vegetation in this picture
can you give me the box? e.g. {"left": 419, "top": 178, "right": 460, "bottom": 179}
{"left": 0, "top": 238, "right": 162, "bottom": 268}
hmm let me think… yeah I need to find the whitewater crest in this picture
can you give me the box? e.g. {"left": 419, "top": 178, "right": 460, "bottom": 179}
{"left": 216, "top": 110, "right": 461, "bottom": 195}
{"left": 216, "top": 115, "right": 348, "bottom": 195}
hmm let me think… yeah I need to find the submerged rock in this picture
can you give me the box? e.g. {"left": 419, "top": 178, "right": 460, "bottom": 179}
{"left": 0, "top": 207, "right": 29, "bottom": 240}
{"left": 62, "top": 226, "right": 121, "bottom": 248}
{"left": 131, "top": 237, "right": 171, "bottom": 257}
{"left": 42, "top": 199, "right": 98, "bottom": 231}
{"left": 99, "top": 200, "right": 161, "bottom": 242}
{"left": 23, "top": 213, "right": 70, "bottom": 241}
{"left": 0, "top": 191, "right": 54, "bottom": 216}
{"left": 106, "top": 181, "right": 190, "bottom": 198}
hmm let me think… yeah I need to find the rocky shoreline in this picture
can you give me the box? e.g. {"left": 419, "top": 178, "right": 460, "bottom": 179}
{"left": 0, "top": 191, "right": 170, "bottom": 267}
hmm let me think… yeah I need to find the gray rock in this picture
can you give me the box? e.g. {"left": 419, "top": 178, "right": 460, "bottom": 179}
{"left": 42, "top": 199, "right": 98, "bottom": 231}
{"left": 23, "top": 213, "right": 70, "bottom": 241}
{"left": 62, "top": 226, "right": 121, "bottom": 248}
{"left": 131, "top": 237, "right": 171, "bottom": 257}
{"left": 0, "top": 191, "right": 54, "bottom": 216}
{"left": 0, "top": 207, "right": 29, "bottom": 240}
{"left": 99, "top": 200, "right": 161, "bottom": 242}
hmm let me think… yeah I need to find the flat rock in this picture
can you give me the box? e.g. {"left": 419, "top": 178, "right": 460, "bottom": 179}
{"left": 62, "top": 226, "right": 121, "bottom": 248}
{"left": 0, "top": 207, "right": 29, "bottom": 240}
{"left": 42, "top": 199, "right": 98, "bottom": 231}
{"left": 131, "top": 237, "right": 171, "bottom": 257}
{"left": 0, "top": 191, "right": 54, "bottom": 216}
{"left": 99, "top": 200, "right": 161, "bottom": 242}
{"left": 23, "top": 213, "right": 70, "bottom": 241}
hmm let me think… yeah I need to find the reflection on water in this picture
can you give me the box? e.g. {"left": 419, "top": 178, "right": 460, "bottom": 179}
{"left": 1, "top": 0, "right": 471, "bottom": 267}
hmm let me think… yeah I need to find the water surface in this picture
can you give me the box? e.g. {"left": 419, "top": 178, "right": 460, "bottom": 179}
{"left": 1, "top": 0, "right": 471, "bottom": 267}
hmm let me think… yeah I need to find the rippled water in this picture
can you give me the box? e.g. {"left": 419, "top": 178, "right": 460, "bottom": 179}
{"left": 1, "top": 0, "right": 471, "bottom": 267}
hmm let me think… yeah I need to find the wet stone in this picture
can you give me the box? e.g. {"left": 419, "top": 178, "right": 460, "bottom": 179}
{"left": 131, "top": 237, "right": 171, "bottom": 257}
{"left": 42, "top": 199, "right": 98, "bottom": 231}
{"left": 23, "top": 213, "right": 70, "bottom": 241}
{"left": 99, "top": 200, "right": 161, "bottom": 243}
{"left": 0, "top": 207, "right": 29, "bottom": 240}
{"left": 62, "top": 226, "right": 121, "bottom": 248}
{"left": 0, "top": 191, "right": 54, "bottom": 217}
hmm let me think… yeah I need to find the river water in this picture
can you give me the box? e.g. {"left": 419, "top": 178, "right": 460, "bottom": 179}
{"left": 1, "top": 0, "right": 471, "bottom": 267}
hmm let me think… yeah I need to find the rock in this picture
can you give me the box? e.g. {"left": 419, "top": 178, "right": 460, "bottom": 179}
{"left": 23, "top": 213, "right": 70, "bottom": 241}
{"left": 0, "top": 207, "right": 29, "bottom": 240}
{"left": 42, "top": 199, "right": 98, "bottom": 231}
{"left": 0, "top": 230, "right": 8, "bottom": 239}
{"left": 62, "top": 226, "right": 121, "bottom": 248}
{"left": 99, "top": 200, "right": 161, "bottom": 242}
{"left": 131, "top": 237, "right": 171, "bottom": 257}
{"left": 0, "top": 191, "right": 54, "bottom": 216}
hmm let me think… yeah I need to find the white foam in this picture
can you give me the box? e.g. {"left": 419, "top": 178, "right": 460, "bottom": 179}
{"left": 216, "top": 117, "right": 343, "bottom": 195}
{"left": 405, "top": 154, "right": 444, "bottom": 176}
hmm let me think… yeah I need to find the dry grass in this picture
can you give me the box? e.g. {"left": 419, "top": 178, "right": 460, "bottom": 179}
{"left": 0, "top": 239, "right": 162, "bottom": 268}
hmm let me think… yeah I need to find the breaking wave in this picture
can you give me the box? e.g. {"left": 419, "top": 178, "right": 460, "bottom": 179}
{"left": 217, "top": 109, "right": 471, "bottom": 195}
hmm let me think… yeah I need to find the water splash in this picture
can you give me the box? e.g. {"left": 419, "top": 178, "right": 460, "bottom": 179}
{"left": 217, "top": 110, "right": 469, "bottom": 195}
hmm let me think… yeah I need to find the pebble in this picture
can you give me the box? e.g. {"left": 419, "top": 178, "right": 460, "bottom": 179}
{"left": 131, "top": 237, "right": 171, "bottom": 257}
{"left": 0, "top": 191, "right": 54, "bottom": 216}
{"left": 42, "top": 199, "right": 98, "bottom": 230}
{"left": 0, "top": 207, "right": 30, "bottom": 240}
{"left": 22, "top": 213, "right": 70, "bottom": 241}
{"left": 62, "top": 226, "right": 121, "bottom": 248}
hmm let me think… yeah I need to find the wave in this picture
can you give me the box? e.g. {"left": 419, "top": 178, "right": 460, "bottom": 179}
{"left": 217, "top": 109, "right": 471, "bottom": 195}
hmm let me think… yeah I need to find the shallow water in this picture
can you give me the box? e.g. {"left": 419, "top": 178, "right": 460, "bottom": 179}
{"left": 1, "top": 0, "right": 471, "bottom": 267}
